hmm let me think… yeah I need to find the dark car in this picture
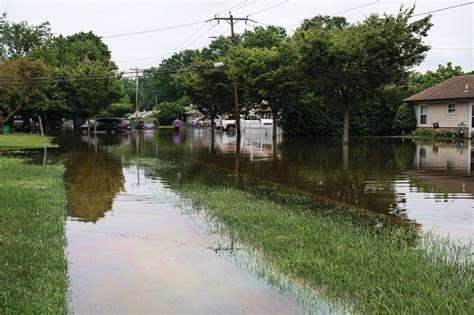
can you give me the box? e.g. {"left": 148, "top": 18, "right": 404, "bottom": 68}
{"left": 80, "top": 118, "right": 129, "bottom": 135}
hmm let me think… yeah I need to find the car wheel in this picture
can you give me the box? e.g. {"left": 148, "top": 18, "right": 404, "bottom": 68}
{"left": 109, "top": 129, "right": 117, "bottom": 135}
{"left": 81, "top": 128, "right": 88, "bottom": 135}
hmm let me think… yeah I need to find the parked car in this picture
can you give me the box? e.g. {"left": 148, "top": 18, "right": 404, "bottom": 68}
{"left": 80, "top": 118, "right": 130, "bottom": 135}
{"left": 215, "top": 114, "right": 273, "bottom": 133}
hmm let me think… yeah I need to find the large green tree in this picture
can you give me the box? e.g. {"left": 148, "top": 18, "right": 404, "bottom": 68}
{"left": 296, "top": 8, "right": 432, "bottom": 143}
{"left": 0, "top": 12, "right": 52, "bottom": 58}
{"left": 0, "top": 57, "right": 49, "bottom": 131}
{"left": 140, "top": 49, "right": 201, "bottom": 110}
{"left": 30, "top": 32, "right": 124, "bottom": 127}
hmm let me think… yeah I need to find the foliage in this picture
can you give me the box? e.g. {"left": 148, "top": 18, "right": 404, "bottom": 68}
{"left": 99, "top": 101, "right": 133, "bottom": 118}
{"left": 0, "top": 57, "right": 50, "bottom": 124}
{"left": 410, "top": 127, "right": 434, "bottom": 138}
{"left": 296, "top": 8, "right": 432, "bottom": 141}
{"left": 280, "top": 93, "right": 339, "bottom": 137}
{"left": 0, "top": 158, "right": 67, "bottom": 313}
{"left": 139, "top": 50, "right": 201, "bottom": 110}
{"left": 29, "top": 31, "right": 124, "bottom": 127}
{"left": 156, "top": 101, "right": 185, "bottom": 125}
{"left": 408, "top": 62, "right": 465, "bottom": 95}
{"left": 393, "top": 103, "right": 416, "bottom": 134}
{"left": 0, "top": 12, "right": 52, "bottom": 58}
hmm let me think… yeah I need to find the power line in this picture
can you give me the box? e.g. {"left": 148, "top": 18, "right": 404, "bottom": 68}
{"left": 329, "top": 0, "right": 380, "bottom": 16}
{"left": 139, "top": 22, "right": 213, "bottom": 68}
{"left": 102, "top": 21, "right": 206, "bottom": 39}
{"left": 228, "top": 0, "right": 258, "bottom": 14}
{"left": 431, "top": 47, "right": 474, "bottom": 50}
{"left": 247, "top": 0, "right": 289, "bottom": 17}
{"left": 411, "top": 1, "right": 474, "bottom": 17}
{"left": 284, "top": 0, "right": 380, "bottom": 30}
{"left": 0, "top": 63, "right": 226, "bottom": 85}
{"left": 215, "top": 0, "right": 255, "bottom": 16}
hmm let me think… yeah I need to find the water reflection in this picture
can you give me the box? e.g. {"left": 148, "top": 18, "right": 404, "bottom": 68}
{"left": 62, "top": 135, "right": 124, "bottom": 222}
{"left": 59, "top": 130, "right": 473, "bottom": 242}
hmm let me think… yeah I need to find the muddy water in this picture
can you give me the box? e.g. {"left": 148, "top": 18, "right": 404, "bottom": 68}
{"left": 58, "top": 130, "right": 473, "bottom": 312}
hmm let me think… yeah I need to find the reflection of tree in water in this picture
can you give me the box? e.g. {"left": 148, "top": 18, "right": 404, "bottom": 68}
{"left": 63, "top": 142, "right": 124, "bottom": 223}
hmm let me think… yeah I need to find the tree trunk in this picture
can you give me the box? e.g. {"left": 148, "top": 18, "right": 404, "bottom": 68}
{"left": 343, "top": 108, "right": 349, "bottom": 144}
{"left": 272, "top": 109, "right": 277, "bottom": 141}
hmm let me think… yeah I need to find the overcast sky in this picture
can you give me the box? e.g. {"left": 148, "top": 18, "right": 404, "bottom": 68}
{"left": 2, "top": 0, "right": 473, "bottom": 72}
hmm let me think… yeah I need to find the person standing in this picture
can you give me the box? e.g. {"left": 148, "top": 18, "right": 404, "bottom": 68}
{"left": 173, "top": 117, "right": 181, "bottom": 132}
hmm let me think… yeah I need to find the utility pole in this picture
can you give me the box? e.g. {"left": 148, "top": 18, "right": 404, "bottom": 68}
{"left": 131, "top": 67, "right": 140, "bottom": 124}
{"left": 211, "top": 13, "right": 251, "bottom": 139}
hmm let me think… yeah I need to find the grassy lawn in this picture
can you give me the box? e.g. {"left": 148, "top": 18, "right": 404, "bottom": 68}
{"left": 177, "top": 181, "right": 473, "bottom": 313}
{"left": 0, "top": 157, "right": 67, "bottom": 314}
{"left": 0, "top": 133, "right": 58, "bottom": 150}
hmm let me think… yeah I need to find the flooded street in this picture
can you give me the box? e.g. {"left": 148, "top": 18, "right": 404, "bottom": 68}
{"left": 57, "top": 129, "right": 473, "bottom": 312}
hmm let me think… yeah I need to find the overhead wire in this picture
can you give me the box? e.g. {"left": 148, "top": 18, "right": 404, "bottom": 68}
{"left": 246, "top": 0, "right": 289, "bottom": 17}
{"left": 411, "top": 1, "right": 474, "bottom": 17}
{"left": 102, "top": 21, "right": 206, "bottom": 39}
{"left": 214, "top": 0, "right": 253, "bottom": 16}
{"left": 284, "top": 0, "right": 380, "bottom": 30}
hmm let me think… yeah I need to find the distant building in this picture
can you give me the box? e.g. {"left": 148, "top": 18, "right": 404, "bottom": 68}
{"left": 184, "top": 109, "right": 203, "bottom": 123}
{"left": 404, "top": 74, "right": 474, "bottom": 137}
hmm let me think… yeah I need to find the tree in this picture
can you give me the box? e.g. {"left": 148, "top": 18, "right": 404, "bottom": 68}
{"left": 0, "top": 57, "right": 49, "bottom": 131}
{"left": 226, "top": 41, "right": 299, "bottom": 137}
{"left": 392, "top": 103, "right": 416, "bottom": 134}
{"left": 296, "top": 8, "right": 432, "bottom": 143}
{"left": 408, "top": 62, "right": 465, "bottom": 95}
{"left": 156, "top": 101, "right": 185, "bottom": 125}
{"left": 30, "top": 32, "right": 124, "bottom": 127}
{"left": 241, "top": 25, "right": 287, "bottom": 49}
{"left": 140, "top": 49, "right": 201, "bottom": 109}
{"left": 0, "top": 12, "right": 52, "bottom": 58}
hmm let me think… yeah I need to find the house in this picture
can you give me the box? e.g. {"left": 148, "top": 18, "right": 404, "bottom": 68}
{"left": 404, "top": 74, "right": 474, "bottom": 137}
{"left": 184, "top": 109, "right": 203, "bottom": 123}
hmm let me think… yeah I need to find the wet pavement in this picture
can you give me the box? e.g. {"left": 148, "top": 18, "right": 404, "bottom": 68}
{"left": 67, "top": 167, "right": 298, "bottom": 313}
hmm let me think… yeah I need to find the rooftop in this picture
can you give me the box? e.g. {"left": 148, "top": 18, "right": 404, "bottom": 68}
{"left": 404, "top": 74, "right": 474, "bottom": 102}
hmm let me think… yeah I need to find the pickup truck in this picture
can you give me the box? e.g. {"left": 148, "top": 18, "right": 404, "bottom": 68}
{"left": 215, "top": 114, "right": 273, "bottom": 133}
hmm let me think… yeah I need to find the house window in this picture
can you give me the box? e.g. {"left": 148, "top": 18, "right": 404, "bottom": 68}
{"left": 447, "top": 103, "right": 456, "bottom": 115}
{"left": 420, "top": 106, "right": 427, "bottom": 125}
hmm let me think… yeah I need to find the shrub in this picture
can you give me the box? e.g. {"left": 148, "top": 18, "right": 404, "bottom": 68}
{"left": 392, "top": 103, "right": 416, "bottom": 134}
{"left": 410, "top": 127, "right": 434, "bottom": 138}
{"left": 157, "top": 102, "right": 185, "bottom": 125}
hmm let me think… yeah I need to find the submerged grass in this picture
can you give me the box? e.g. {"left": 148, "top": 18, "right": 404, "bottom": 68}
{"left": 0, "top": 133, "right": 58, "bottom": 150}
{"left": 0, "top": 157, "right": 68, "bottom": 314}
{"left": 177, "top": 181, "right": 473, "bottom": 313}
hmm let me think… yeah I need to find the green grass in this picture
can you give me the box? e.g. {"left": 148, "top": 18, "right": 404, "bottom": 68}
{"left": 0, "top": 133, "right": 58, "bottom": 150}
{"left": 0, "top": 157, "right": 68, "bottom": 314}
{"left": 177, "top": 181, "right": 473, "bottom": 313}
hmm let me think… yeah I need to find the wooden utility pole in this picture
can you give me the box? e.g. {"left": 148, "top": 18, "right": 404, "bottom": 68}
{"left": 131, "top": 67, "right": 140, "bottom": 124}
{"left": 211, "top": 13, "right": 250, "bottom": 139}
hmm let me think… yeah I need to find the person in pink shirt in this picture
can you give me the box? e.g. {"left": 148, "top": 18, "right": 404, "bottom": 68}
{"left": 173, "top": 117, "right": 181, "bottom": 132}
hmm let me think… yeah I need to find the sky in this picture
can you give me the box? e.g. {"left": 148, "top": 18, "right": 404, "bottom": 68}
{"left": 2, "top": 0, "right": 473, "bottom": 73}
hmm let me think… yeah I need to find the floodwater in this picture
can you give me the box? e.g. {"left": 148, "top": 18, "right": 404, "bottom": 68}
{"left": 55, "top": 129, "right": 472, "bottom": 312}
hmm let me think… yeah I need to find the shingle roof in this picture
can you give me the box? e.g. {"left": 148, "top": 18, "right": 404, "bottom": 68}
{"left": 404, "top": 74, "right": 474, "bottom": 102}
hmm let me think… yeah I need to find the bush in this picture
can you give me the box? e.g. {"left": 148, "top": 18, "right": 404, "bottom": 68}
{"left": 410, "top": 127, "right": 434, "bottom": 138}
{"left": 100, "top": 102, "right": 133, "bottom": 118}
{"left": 157, "top": 102, "right": 185, "bottom": 125}
{"left": 392, "top": 103, "right": 416, "bottom": 134}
